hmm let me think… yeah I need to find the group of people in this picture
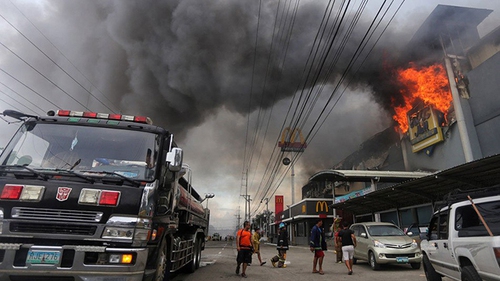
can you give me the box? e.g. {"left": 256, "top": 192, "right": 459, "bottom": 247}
{"left": 236, "top": 221, "right": 288, "bottom": 278}
{"left": 235, "top": 219, "right": 356, "bottom": 278}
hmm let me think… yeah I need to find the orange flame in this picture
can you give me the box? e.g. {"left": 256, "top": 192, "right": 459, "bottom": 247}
{"left": 392, "top": 63, "right": 452, "bottom": 132}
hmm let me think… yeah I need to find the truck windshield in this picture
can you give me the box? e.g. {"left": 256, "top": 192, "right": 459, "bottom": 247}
{"left": 0, "top": 122, "right": 159, "bottom": 181}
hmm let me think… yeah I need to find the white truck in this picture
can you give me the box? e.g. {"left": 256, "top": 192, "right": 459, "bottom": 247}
{"left": 421, "top": 190, "right": 500, "bottom": 281}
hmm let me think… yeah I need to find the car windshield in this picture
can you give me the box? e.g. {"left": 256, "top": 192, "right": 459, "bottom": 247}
{"left": 0, "top": 122, "right": 159, "bottom": 181}
{"left": 367, "top": 225, "right": 405, "bottom": 236}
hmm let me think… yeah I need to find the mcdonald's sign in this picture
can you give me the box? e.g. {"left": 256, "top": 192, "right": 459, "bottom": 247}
{"left": 315, "top": 201, "right": 329, "bottom": 213}
{"left": 275, "top": 195, "right": 284, "bottom": 222}
{"left": 278, "top": 127, "right": 307, "bottom": 152}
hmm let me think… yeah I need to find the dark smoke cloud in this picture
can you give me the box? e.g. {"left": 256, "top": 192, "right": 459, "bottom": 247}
{"left": 36, "top": 0, "right": 337, "bottom": 138}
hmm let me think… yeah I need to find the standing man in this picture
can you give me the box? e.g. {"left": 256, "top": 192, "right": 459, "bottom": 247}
{"left": 271, "top": 222, "right": 289, "bottom": 268}
{"left": 236, "top": 221, "right": 253, "bottom": 278}
{"left": 338, "top": 221, "right": 357, "bottom": 275}
{"left": 335, "top": 229, "right": 343, "bottom": 263}
{"left": 309, "top": 219, "right": 327, "bottom": 275}
{"left": 252, "top": 227, "right": 266, "bottom": 266}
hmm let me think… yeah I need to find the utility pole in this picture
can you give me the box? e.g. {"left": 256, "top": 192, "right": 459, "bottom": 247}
{"left": 261, "top": 198, "right": 269, "bottom": 238}
{"left": 241, "top": 195, "right": 251, "bottom": 222}
{"left": 235, "top": 209, "right": 241, "bottom": 231}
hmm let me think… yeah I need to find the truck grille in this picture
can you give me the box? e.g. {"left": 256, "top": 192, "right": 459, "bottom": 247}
{"left": 12, "top": 207, "right": 103, "bottom": 222}
{"left": 10, "top": 222, "right": 97, "bottom": 235}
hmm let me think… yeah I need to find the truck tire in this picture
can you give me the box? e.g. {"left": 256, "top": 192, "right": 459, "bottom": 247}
{"left": 194, "top": 237, "right": 202, "bottom": 269}
{"left": 461, "top": 265, "right": 481, "bottom": 281}
{"left": 369, "top": 251, "right": 381, "bottom": 270}
{"left": 186, "top": 237, "right": 201, "bottom": 273}
{"left": 152, "top": 236, "right": 170, "bottom": 281}
{"left": 423, "top": 255, "right": 441, "bottom": 281}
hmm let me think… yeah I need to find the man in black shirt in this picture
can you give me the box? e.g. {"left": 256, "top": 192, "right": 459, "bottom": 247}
{"left": 338, "top": 221, "right": 356, "bottom": 275}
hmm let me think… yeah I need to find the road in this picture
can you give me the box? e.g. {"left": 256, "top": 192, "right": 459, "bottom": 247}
{"left": 171, "top": 240, "right": 429, "bottom": 281}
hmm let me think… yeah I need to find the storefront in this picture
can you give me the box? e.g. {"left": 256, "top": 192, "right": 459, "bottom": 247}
{"left": 270, "top": 199, "right": 334, "bottom": 246}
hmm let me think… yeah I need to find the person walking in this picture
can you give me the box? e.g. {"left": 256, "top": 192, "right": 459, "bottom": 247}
{"left": 338, "top": 221, "right": 357, "bottom": 275}
{"left": 271, "top": 222, "right": 289, "bottom": 268}
{"left": 236, "top": 221, "right": 253, "bottom": 278}
{"left": 252, "top": 226, "right": 266, "bottom": 266}
{"left": 335, "top": 229, "right": 343, "bottom": 263}
{"left": 309, "top": 219, "right": 327, "bottom": 275}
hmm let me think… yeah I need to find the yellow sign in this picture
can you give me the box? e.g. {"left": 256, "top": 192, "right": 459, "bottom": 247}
{"left": 407, "top": 106, "right": 444, "bottom": 153}
{"left": 302, "top": 204, "right": 306, "bottom": 213}
{"left": 278, "top": 127, "right": 307, "bottom": 152}
{"left": 315, "top": 201, "right": 329, "bottom": 213}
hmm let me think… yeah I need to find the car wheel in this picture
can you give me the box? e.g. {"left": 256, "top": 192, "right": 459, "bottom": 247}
{"left": 411, "top": 262, "right": 421, "bottom": 269}
{"left": 423, "top": 254, "right": 441, "bottom": 281}
{"left": 461, "top": 265, "right": 481, "bottom": 281}
{"left": 369, "top": 251, "right": 380, "bottom": 270}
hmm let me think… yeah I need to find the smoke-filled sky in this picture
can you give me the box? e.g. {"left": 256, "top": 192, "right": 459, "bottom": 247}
{"left": 0, "top": 0, "right": 499, "bottom": 232}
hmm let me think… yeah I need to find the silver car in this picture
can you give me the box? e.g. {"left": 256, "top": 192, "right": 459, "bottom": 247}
{"left": 350, "top": 222, "right": 422, "bottom": 270}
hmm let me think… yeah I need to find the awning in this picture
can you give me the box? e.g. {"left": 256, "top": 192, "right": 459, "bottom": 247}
{"left": 309, "top": 170, "right": 431, "bottom": 183}
{"left": 330, "top": 154, "right": 500, "bottom": 215}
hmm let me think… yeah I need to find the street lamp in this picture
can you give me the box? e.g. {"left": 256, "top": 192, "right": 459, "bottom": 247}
{"left": 201, "top": 193, "right": 215, "bottom": 208}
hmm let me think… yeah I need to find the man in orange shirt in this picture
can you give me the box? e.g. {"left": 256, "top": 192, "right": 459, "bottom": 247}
{"left": 236, "top": 221, "right": 253, "bottom": 278}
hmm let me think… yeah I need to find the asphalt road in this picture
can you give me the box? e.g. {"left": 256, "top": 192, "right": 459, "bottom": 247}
{"left": 170, "top": 240, "right": 430, "bottom": 281}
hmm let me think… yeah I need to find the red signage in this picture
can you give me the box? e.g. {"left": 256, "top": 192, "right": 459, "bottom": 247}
{"left": 275, "top": 195, "right": 284, "bottom": 222}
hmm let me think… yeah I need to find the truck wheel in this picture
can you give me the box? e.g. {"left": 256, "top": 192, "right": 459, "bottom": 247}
{"left": 423, "top": 255, "right": 441, "bottom": 281}
{"left": 461, "top": 265, "right": 481, "bottom": 281}
{"left": 194, "top": 237, "right": 202, "bottom": 269}
{"left": 186, "top": 238, "right": 200, "bottom": 273}
{"left": 411, "top": 262, "right": 421, "bottom": 269}
{"left": 153, "top": 237, "right": 169, "bottom": 281}
{"left": 369, "top": 251, "right": 381, "bottom": 270}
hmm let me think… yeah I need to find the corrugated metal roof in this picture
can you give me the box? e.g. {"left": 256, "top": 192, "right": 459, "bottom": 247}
{"left": 309, "top": 169, "right": 430, "bottom": 183}
{"left": 331, "top": 154, "right": 500, "bottom": 215}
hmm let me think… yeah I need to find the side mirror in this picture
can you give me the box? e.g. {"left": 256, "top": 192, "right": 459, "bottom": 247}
{"left": 361, "top": 233, "right": 367, "bottom": 238}
{"left": 406, "top": 231, "right": 414, "bottom": 236}
{"left": 166, "top": 148, "right": 183, "bottom": 172}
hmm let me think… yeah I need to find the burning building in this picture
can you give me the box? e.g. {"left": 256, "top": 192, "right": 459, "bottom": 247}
{"left": 303, "top": 5, "right": 500, "bottom": 226}
{"left": 336, "top": 4, "right": 500, "bottom": 172}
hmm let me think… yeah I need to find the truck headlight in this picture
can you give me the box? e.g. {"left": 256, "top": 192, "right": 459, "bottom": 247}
{"left": 102, "top": 227, "right": 134, "bottom": 240}
{"left": 101, "top": 216, "right": 151, "bottom": 242}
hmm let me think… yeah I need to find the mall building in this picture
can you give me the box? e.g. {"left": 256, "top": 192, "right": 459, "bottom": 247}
{"left": 271, "top": 5, "right": 500, "bottom": 245}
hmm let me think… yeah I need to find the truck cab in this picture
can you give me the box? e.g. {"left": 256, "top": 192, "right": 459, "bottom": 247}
{"left": 421, "top": 190, "right": 500, "bottom": 281}
{"left": 0, "top": 110, "right": 209, "bottom": 281}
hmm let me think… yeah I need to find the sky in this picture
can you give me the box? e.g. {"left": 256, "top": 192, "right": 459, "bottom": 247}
{"left": 0, "top": 0, "right": 499, "bottom": 234}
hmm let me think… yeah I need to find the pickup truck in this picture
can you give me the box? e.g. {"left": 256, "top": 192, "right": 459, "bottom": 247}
{"left": 421, "top": 190, "right": 500, "bottom": 281}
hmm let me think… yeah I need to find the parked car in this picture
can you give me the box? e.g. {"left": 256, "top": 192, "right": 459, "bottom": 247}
{"left": 351, "top": 222, "right": 422, "bottom": 270}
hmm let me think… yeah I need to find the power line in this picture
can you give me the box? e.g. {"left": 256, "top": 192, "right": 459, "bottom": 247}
{"left": 0, "top": 68, "right": 60, "bottom": 110}
{"left": 0, "top": 6, "right": 118, "bottom": 112}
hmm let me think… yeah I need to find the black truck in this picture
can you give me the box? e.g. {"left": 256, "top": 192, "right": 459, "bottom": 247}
{"left": 0, "top": 109, "right": 209, "bottom": 281}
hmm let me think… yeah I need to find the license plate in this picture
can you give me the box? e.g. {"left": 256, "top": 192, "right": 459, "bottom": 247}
{"left": 26, "top": 250, "right": 61, "bottom": 264}
{"left": 396, "top": 257, "right": 409, "bottom": 263}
